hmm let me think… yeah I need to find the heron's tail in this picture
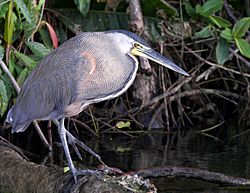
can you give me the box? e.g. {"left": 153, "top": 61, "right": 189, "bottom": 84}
{"left": 6, "top": 107, "right": 31, "bottom": 133}
{"left": 6, "top": 107, "right": 14, "bottom": 123}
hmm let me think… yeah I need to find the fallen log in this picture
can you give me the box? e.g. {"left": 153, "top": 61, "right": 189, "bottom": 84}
{"left": 0, "top": 138, "right": 156, "bottom": 193}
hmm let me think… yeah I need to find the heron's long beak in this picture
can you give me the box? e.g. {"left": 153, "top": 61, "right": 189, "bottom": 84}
{"left": 132, "top": 46, "right": 190, "bottom": 76}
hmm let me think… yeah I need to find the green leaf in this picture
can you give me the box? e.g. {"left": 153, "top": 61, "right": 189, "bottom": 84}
{"left": 116, "top": 121, "right": 131, "bottom": 129}
{"left": 14, "top": 0, "right": 32, "bottom": 23}
{"left": 0, "top": 45, "right": 4, "bottom": 60}
{"left": 74, "top": 0, "right": 90, "bottom": 17}
{"left": 39, "top": 28, "right": 53, "bottom": 49}
{"left": 17, "top": 67, "right": 29, "bottom": 85}
{"left": 194, "top": 26, "right": 213, "bottom": 38}
{"left": 184, "top": 1, "right": 196, "bottom": 18}
{"left": 63, "top": 167, "right": 70, "bottom": 173}
{"left": 4, "top": 1, "right": 15, "bottom": 44}
{"left": 0, "top": 0, "right": 9, "bottom": 18}
{"left": 200, "top": 0, "right": 223, "bottom": 15}
{"left": 14, "top": 51, "right": 37, "bottom": 69}
{"left": 116, "top": 146, "right": 131, "bottom": 153}
{"left": 235, "top": 38, "right": 250, "bottom": 59}
{"left": 208, "top": 15, "right": 231, "bottom": 28}
{"left": 9, "top": 53, "right": 16, "bottom": 74}
{"left": 36, "top": 0, "right": 45, "bottom": 11}
{"left": 0, "top": 79, "right": 8, "bottom": 116}
{"left": 232, "top": 17, "right": 250, "bottom": 38}
{"left": 216, "top": 38, "right": 229, "bottom": 64}
{"left": 220, "top": 28, "right": 233, "bottom": 41}
{"left": 26, "top": 42, "right": 51, "bottom": 58}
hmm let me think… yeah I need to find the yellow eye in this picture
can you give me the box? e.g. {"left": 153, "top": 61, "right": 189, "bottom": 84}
{"left": 133, "top": 42, "right": 143, "bottom": 49}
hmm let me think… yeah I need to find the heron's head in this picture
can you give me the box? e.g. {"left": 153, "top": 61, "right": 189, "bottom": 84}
{"left": 107, "top": 30, "right": 189, "bottom": 76}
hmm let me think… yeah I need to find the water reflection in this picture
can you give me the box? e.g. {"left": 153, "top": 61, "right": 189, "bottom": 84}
{"left": 96, "top": 128, "right": 250, "bottom": 192}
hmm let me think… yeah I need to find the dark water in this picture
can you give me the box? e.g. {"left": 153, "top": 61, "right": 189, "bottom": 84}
{"left": 92, "top": 128, "right": 250, "bottom": 193}
{"left": 4, "top": 123, "right": 250, "bottom": 193}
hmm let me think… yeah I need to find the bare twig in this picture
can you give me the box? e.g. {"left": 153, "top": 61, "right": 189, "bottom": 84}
{"left": 131, "top": 166, "right": 250, "bottom": 186}
{"left": 143, "top": 88, "right": 247, "bottom": 108}
{"left": 224, "top": 0, "right": 237, "bottom": 23}
{"left": 29, "top": 0, "right": 46, "bottom": 40}
{"left": 0, "top": 59, "right": 20, "bottom": 92}
{"left": 184, "top": 46, "right": 250, "bottom": 78}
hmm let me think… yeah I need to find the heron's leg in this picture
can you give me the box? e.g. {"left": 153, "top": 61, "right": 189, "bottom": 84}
{"left": 57, "top": 118, "right": 77, "bottom": 182}
{"left": 65, "top": 130, "right": 108, "bottom": 167}
{"left": 53, "top": 119, "right": 108, "bottom": 167}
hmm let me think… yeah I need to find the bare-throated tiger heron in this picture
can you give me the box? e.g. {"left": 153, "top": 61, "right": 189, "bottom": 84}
{"left": 7, "top": 30, "right": 189, "bottom": 182}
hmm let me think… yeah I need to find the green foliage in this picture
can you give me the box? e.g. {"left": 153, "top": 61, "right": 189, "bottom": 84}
{"left": 220, "top": 28, "right": 233, "bottom": 41}
{"left": 74, "top": 0, "right": 90, "bottom": 16}
{"left": 141, "top": 0, "right": 177, "bottom": 17}
{"left": 0, "top": 0, "right": 57, "bottom": 116}
{"left": 0, "top": 79, "right": 8, "bottom": 116}
{"left": 185, "top": 0, "right": 250, "bottom": 63}
{"left": 232, "top": 17, "right": 250, "bottom": 38}
{"left": 26, "top": 42, "right": 51, "bottom": 58}
{"left": 0, "top": 0, "right": 9, "bottom": 18}
{"left": 14, "top": 0, "right": 32, "bottom": 24}
{"left": 194, "top": 26, "right": 213, "bottom": 38}
{"left": 216, "top": 38, "right": 229, "bottom": 64}
{"left": 4, "top": 1, "right": 15, "bottom": 45}
{"left": 197, "top": 0, "right": 223, "bottom": 16}
{"left": 235, "top": 38, "right": 250, "bottom": 58}
{"left": 0, "top": 45, "right": 4, "bottom": 60}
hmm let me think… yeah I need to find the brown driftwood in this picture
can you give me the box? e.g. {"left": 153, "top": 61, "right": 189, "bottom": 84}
{"left": 0, "top": 139, "right": 156, "bottom": 193}
{"left": 130, "top": 167, "right": 250, "bottom": 186}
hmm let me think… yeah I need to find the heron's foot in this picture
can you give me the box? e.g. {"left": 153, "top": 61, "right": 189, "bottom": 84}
{"left": 68, "top": 167, "right": 101, "bottom": 183}
{"left": 66, "top": 130, "right": 108, "bottom": 167}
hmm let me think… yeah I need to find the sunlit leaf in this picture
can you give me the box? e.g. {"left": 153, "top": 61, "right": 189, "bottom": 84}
{"left": 74, "top": 0, "right": 91, "bottom": 16}
{"left": 14, "top": 0, "right": 32, "bottom": 23}
{"left": 14, "top": 51, "right": 37, "bottom": 69}
{"left": 208, "top": 15, "right": 231, "bottom": 28}
{"left": 63, "top": 167, "right": 70, "bottom": 173}
{"left": 26, "top": 42, "right": 51, "bottom": 58}
{"left": 235, "top": 38, "right": 250, "bottom": 59}
{"left": 116, "top": 146, "right": 131, "bottom": 153}
{"left": 232, "top": 17, "right": 250, "bottom": 38}
{"left": 194, "top": 26, "right": 213, "bottom": 38}
{"left": 0, "top": 79, "right": 8, "bottom": 116}
{"left": 200, "top": 0, "right": 223, "bottom": 15}
{"left": 116, "top": 121, "right": 131, "bottom": 129}
{"left": 4, "top": 1, "right": 15, "bottom": 44}
{"left": 220, "top": 28, "right": 233, "bottom": 41}
{"left": 216, "top": 38, "right": 229, "bottom": 64}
